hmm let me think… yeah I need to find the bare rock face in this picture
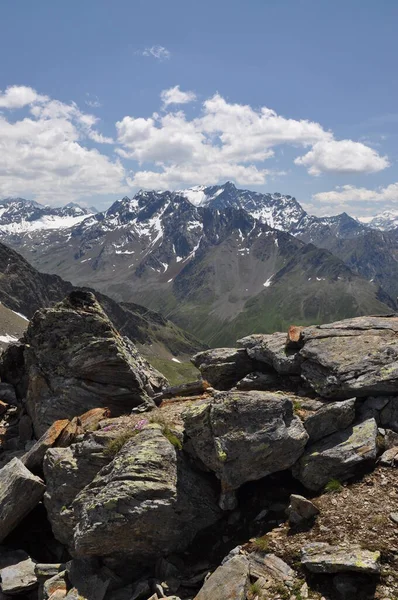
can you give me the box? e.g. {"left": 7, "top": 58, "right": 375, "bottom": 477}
{"left": 302, "top": 398, "right": 356, "bottom": 443}
{"left": 183, "top": 391, "right": 308, "bottom": 501}
{"left": 21, "top": 292, "right": 167, "bottom": 436}
{"left": 191, "top": 348, "right": 255, "bottom": 390}
{"left": 194, "top": 555, "right": 250, "bottom": 600}
{"left": 0, "top": 458, "right": 45, "bottom": 542}
{"left": 71, "top": 426, "right": 220, "bottom": 563}
{"left": 299, "top": 316, "right": 398, "bottom": 398}
{"left": 293, "top": 418, "right": 378, "bottom": 491}
{"left": 238, "top": 332, "right": 302, "bottom": 375}
{"left": 300, "top": 542, "right": 380, "bottom": 575}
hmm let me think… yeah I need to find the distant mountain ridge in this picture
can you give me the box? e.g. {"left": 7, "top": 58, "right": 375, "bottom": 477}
{"left": 0, "top": 184, "right": 393, "bottom": 346}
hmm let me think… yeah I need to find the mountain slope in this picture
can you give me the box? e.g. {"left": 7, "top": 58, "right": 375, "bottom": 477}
{"left": 0, "top": 242, "right": 203, "bottom": 358}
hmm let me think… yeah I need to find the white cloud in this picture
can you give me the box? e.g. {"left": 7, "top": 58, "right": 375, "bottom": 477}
{"left": 161, "top": 85, "right": 196, "bottom": 107}
{"left": 295, "top": 139, "right": 389, "bottom": 175}
{"left": 142, "top": 45, "right": 170, "bottom": 60}
{"left": 314, "top": 183, "right": 398, "bottom": 204}
{"left": 0, "top": 86, "right": 127, "bottom": 204}
{"left": 0, "top": 85, "right": 48, "bottom": 109}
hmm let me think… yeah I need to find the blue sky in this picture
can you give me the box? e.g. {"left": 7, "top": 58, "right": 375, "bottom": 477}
{"left": 1, "top": 0, "right": 397, "bottom": 217}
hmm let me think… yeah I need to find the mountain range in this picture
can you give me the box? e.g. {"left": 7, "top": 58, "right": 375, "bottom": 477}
{"left": 1, "top": 184, "right": 398, "bottom": 346}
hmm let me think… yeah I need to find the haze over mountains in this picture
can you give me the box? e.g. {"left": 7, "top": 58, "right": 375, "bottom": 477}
{"left": 1, "top": 183, "right": 397, "bottom": 346}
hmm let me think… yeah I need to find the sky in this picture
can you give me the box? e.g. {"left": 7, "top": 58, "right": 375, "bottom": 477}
{"left": 1, "top": 0, "right": 398, "bottom": 218}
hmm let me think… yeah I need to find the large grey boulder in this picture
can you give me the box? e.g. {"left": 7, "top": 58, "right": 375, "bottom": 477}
{"left": 303, "top": 398, "right": 356, "bottom": 443}
{"left": 299, "top": 316, "right": 398, "bottom": 398}
{"left": 293, "top": 418, "right": 378, "bottom": 491}
{"left": 44, "top": 430, "right": 115, "bottom": 546}
{"left": 191, "top": 348, "right": 254, "bottom": 390}
{"left": 194, "top": 555, "right": 249, "bottom": 600}
{"left": 300, "top": 542, "right": 380, "bottom": 575}
{"left": 183, "top": 391, "right": 308, "bottom": 502}
{"left": 22, "top": 292, "right": 167, "bottom": 436}
{"left": 71, "top": 426, "right": 220, "bottom": 562}
{"left": 238, "top": 332, "right": 302, "bottom": 375}
{"left": 0, "top": 457, "right": 45, "bottom": 542}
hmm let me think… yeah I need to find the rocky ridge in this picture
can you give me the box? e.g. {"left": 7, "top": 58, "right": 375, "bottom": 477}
{"left": 0, "top": 299, "right": 398, "bottom": 598}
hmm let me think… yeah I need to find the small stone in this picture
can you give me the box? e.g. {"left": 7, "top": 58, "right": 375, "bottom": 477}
{"left": 0, "top": 551, "right": 37, "bottom": 594}
{"left": 389, "top": 513, "right": 398, "bottom": 524}
{"left": 286, "top": 494, "right": 319, "bottom": 525}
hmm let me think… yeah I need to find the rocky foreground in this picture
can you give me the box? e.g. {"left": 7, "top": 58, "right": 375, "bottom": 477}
{"left": 0, "top": 296, "right": 398, "bottom": 599}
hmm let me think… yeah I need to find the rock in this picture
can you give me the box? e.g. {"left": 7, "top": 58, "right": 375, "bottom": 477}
{"left": 43, "top": 430, "right": 115, "bottom": 546}
{"left": 0, "top": 382, "right": 18, "bottom": 405}
{"left": 303, "top": 398, "right": 356, "bottom": 443}
{"left": 183, "top": 391, "right": 308, "bottom": 496}
{"left": 389, "top": 513, "right": 398, "bottom": 524}
{"left": 43, "top": 570, "right": 68, "bottom": 599}
{"left": 286, "top": 494, "right": 319, "bottom": 525}
{"left": 379, "top": 446, "right": 398, "bottom": 466}
{"left": 130, "top": 579, "right": 151, "bottom": 600}
{"left": 236, "top": 371, "right": 281, "bottom": 391}
{"left": 70, "top": 426, "right": 220, "bottom": 563}
{"left": 18, "top": 413, "right": 33, "bottom": 441}
{"left": 34, "top": 563, "right": 65, "bottom": 582}
{"left": 385, "top": 428, "right": 398, "bottom": 449}
{"left": 333, "top": 574, "right": 368, "bottom": 600}
{"left": 239, "top": 332, "right": 302, "bottom": 375}
{"left": 300, "top": 542, "right": 380, "bottom": 575}
{"left": 191, "top": 348, "right": 254, "bottom": 390}
{"left": 248, "top": 553, "right": 295, "bottom": 584}
{"left": 299, "top": 316, "right": 398, "bottom": 398}
{"left": 66, "top": 559, "right": 109, "bottom": 600}
{"left": 0, "top": 550, "right": 37, "bottom": 594}
{"left": 21, "top": 419, "right": 70, "bottom": 471}
{"left": 23, "top": 292, "right": 167, "bottom": 436}
{"left": 380, "top": 398, "right": 398, "bottom": 432}
{"left": 293, "top": 418, "right": 378, "bottom": 491}
{"left": 194, "top": 555, "right": 249, "bottom": 600}
{"left": 0, "top": 457, "right": 45, "bottom": 542}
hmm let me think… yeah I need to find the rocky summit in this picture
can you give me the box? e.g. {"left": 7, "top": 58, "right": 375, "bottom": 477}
{"left": 0, "top": 303, "right": 398, "bottom": 599}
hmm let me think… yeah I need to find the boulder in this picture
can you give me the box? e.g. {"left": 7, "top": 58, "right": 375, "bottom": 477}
{"left": 191, "top": 348, "right": 254, "bottom": 390}
{"left": 194, "top": 555, "right": 249, "bottom": 600}
{"left": 293, "top": 418, "right": 378, "bottom": 491}
{"left": 183, "top": 391, "right": 308, "bottom": 502}
{"left": 380, "top": 398, "right": 398, "bottom": 432}
{"left": 21, "top": 419, "right": 70, "bottom": 471}
{"left": 236, "top": 371, "right": 281, "bottom": 391}
{"left": 299, "top": 316, "right": 398, "bottom": 398}
{"left": 0, "top": 550, "right": 37, "bottom": 594}
{"left": 239, "top": 332, "right": 302, "bottom": 375}
{"left": 56, "top": 427, "right": 220, "bottom": 563}
{"left": 286, "top": 494, "right": 319, "bottom": 525}
{"left": 43, "top": 430, "right": 115, "bottom": 546}
{"left": 23, "top": 292, "right": 167, "bottom": 436}
{"left": 0, "top": 457, "right": 45, "bottom": 542}
{"left": 302, "top": 398, "right": 356, "bottom": 443}
{"left": 300, "top": 542, "right": 380, "bottom": 575}
{"left": 248, "top": 553, "right": 295, "bottom": 584}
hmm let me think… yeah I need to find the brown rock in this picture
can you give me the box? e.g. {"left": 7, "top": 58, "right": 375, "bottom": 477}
{"left": 21, "top": 419, "right": 70, "bottom": 471}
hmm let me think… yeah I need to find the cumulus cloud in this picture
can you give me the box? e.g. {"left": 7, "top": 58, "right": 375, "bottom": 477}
{"left": 142, "top": 45, "right": 170, "bottom": 60}
{"left": 161, "top": 85, "right": 196, "bottom": 107}
{"left": 0, "top": 86, "right": 127, "bottom": 204}
{"left": 295, "top": 139, "right": 389, "bottom": 175}
{"left": 117, "top": 93, "right": 338, "bottom": 188}
{"left": 0, "top": 85, "right": 48, "bottom": 109}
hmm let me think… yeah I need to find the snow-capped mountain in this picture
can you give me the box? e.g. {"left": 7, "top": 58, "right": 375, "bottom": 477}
{"left": 361, "top": 210, "right": 398, "bottom": 231}
{"left": 0, "top": 197, "right": 93, "bottom": 235}
{"left": 0, "top": 186, "right": 391, "bottom": 346}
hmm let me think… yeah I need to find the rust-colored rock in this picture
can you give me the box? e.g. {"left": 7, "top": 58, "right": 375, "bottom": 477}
{"left": 22, "top": 419, "right": 70, "bottom": 471}
{"left": 56, "top": 418, "right": 83, "bottom": 447}
{"left": 78, "top": 407, "right": 110, "bottom": 431}
{"left": 287, "top": 325, "right": 304, "bottom": 348}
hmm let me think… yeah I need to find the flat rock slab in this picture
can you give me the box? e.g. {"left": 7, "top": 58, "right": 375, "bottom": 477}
{"left": 248, "top": 553, "right": 295, "bottom": 583}
{"left": 0, "top": 457, "right": 45, "bottom": 542}
{"left": 241, "top": 332, "right": 302, "bottom": 375}
{"left": 303, "top": 398, "right": 356, "bottom": 443}
{"left": 293, "top": 418, "right": 378, "bottom": 491}
{"left": 300, "top": 317, "right": 398, "bottom": 398}
{"left": 301, "top": 542, "right": 380, "bottom": 575}
{"left": 191, "top": 348, "right": 254, "bottom": 390}
{"left": 0, "top": 550, "right": 37, "bottom": 594}
{"left": 194, "top": 555, "right": 249, "bottom": 600}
